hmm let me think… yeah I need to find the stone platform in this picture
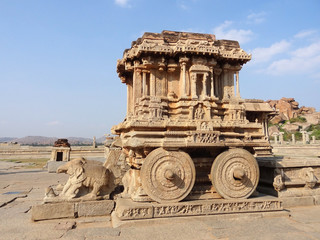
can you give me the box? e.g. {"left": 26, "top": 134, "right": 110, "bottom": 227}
{"left": 257, "top": 156, "right": 320, "bottom": 207}
{"left": 112, "top": 196, "right": 283, "bottom": 227}
{"left": 31, "top": 200, "right": 114, "bottom": 221}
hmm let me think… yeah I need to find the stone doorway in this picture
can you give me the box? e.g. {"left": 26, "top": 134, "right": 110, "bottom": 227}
{"left": 56, "top": 152, "right": 63, "bottom": 161}
{"left": 196, "top": 74, "right": 204, "bottom": 98}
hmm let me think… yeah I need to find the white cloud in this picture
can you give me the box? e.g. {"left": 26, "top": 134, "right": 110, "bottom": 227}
{"left": 247, "top": 12, "right": 266, "bottom": 24}
{"left": 291, "top": 42, "right": 320, "bottom": 58}
{"left": 251, "top": 40, "right": 291, "bottom": 64}
{"left": 115, "top": 0, "right": 130, "bottom": 7}
{"left": 294, "top": 30, "right": 317, "bottom": 39}
{"left": 213, "top": 21, "right": 253, "bottom": 44}
{"left": 46, "top": 121, "right": 61, "bottom": 126}
{"left": 266, "top": 40, "right": 320, "bottom": 76}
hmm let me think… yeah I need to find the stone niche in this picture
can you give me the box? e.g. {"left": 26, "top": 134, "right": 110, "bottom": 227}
{"left": 50, "top": 139, "right": 71, "bottom": 162}
{"left": 47, "top": 139, "right": 71, "bottom": 173}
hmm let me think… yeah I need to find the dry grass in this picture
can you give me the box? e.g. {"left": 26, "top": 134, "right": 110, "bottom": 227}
{"left": 0, "top": 158, "right": 49, "bottom": 168}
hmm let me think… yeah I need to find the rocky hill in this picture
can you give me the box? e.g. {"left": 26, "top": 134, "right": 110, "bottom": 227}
{"left": 267, "top": 97, "right": 320, "bottom": 141}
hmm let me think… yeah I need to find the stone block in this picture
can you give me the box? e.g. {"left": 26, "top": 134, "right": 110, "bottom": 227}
{"left": 281, "top": 196, "right": 315, "bottom": 208}
{"left": 31, "top": 202, "right": 75, "bottom": 221}
{"left": 115, "top": 198, "right": 153, "bottom": 220}
{"left": 47, "top": 161, "right": 66, "bottom": 173}
{"left": 77, "top": 200, "right": 114, "bottom": 217}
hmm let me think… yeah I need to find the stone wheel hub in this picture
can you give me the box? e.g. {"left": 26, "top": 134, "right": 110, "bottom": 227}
{"left": 140, "top": 148, "right": 196, "bottom": 203}
{"left": 210, "top": 148, "right": 259, "bottom": 199}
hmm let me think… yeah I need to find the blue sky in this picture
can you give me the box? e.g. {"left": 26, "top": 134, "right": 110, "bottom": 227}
{"left": 1, "top": 0, "right": 319, "bottom": 138}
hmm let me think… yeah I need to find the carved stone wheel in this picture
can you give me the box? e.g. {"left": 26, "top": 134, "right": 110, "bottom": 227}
{"left": 140, "top": 148, "right": 196, "bottom": 203}
{"left": 210, "top": 148, "right": 259, "bottom": 199}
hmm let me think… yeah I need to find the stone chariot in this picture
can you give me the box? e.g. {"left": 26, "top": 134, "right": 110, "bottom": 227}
{"left": 112, "top": 30, "right": 274, "bottom": 203}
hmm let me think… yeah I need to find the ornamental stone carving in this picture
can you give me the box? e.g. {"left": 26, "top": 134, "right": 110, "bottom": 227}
{"left": 113, "top": 30, "right": 274, "bottom": 204}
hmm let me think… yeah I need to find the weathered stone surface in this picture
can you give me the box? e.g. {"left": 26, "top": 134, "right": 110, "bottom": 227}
{"left": 103, "top": 148, "right": 128, "bottom": 188}
{"left": 113, "top": 197, "right": 283, "bottom": 222}
{"left": 282, "top": 123, "right": 300, "bottom": 132}
{"left": 32, "top": 202, "right": 75, "bottom": 221}
{"left": 54, "top": 221, "right": 76, "bottom": 230}
{"left": 272, "top": 146, "right": 320, "bottom": 157}
{"left": 258, "top": 156, "right": 320, "bottom": 204}
{"left": 282, "top": 196, "right": 315, "bottom": 208}
{"left": 32, "top": 200, "right": 115, "bottom": 221}
{"left": 45, "top": 158, "right": 113, "bottom": 202}
{"left": 304, "top": 112, "right": 320, "bottom": 125}
{"left": 54, "top": 139, "right": 71, "bottom": 147}
{"left": 77, "top": 200, "right": 114, "bottom": 217}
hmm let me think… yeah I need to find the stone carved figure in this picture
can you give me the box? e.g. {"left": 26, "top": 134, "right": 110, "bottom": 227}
{"left": 300, "top": 167, "right": 318, "bottom": 189}
{"left": 55, "top": 158, "right": 111, "bottom": 200}
{"left": 195, "top": 104, "right": 205, "bottom": 119}
{"left": 273, "top": 169, "right": 285, "bottom": 192}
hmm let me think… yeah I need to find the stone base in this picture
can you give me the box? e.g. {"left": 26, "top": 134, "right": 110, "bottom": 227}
{"left": 257, "top": 156, "right": 320, "bottom": 208}
{"left": 112, "top": 196, "right": 283, "bottom": 227}
{"left": 31, "top": 200, "right": 114, "bottom": 221}
{"left": 258, "top": 186, "right": 320, "bottom": 208}
{"left": 281, "top": 196, "right": 316, "bottom": 208}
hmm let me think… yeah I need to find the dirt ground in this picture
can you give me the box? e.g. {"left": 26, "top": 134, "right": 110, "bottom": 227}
{"left": 1, "top": 161, "right": 320, "bottom": 240}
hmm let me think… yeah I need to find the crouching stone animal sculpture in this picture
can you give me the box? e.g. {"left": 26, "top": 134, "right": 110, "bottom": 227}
{"left": 55, "top": 158, "right": 111, "bottom": 200}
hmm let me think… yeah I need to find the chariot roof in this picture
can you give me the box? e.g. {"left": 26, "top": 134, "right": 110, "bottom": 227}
{"left": 117, "top": 30, "right": 251, "bottom": 76}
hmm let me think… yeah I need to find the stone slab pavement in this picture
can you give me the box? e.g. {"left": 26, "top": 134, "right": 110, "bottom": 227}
{"left": 1, "top": 161, "right": 320, "bottom": 240}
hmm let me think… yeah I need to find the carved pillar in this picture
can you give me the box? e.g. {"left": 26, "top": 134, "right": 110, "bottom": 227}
{"left": 191, "top": 72, "right": 197, "bottom": 99}
{"left": 167, "top": 68, "right": 175, "bottom": 97}
{"left": 163, "top": 70, "right": 167, "bottom": 97}
{"left": 210, "top": 67, "right": 215, "bottom": 98}
{"left": 306, "top": 132, "right": 310, "bottom": 144}
{"left": 180, "top": 62, "right": 187, "bottom": 97}
{"left": 142, "top": 70, "right": 147, "bottom": 97}
{"left": 132, "top": 69, "right": 136, "bottom": 104}
{"left": 150, "top": 69, "right": 156, "bottom": 96}
{"left": 301, "top": 131, "right": 306, "bottom": 144}
{"left": 214, "top": 68, "right": 222, "bottom": 98}
{"left": 279, "top": 132, "right": 284, "bottom": 145}
{"left": 126, "top": 82, "right": 130, "bottom": 115}
{"left": 292, "top": 134, "right": 296, "bottom": 144}
{"left": 179, "top": 57, "right": 188, "bottom": 98}
{"left": 265, "top": 119, "right": 269, "bottom": 139}
{"left": 235, "top": 71, "right": 240, "bottom": 98}
{"left": 202, "top": 73, "right": 208, "bottom": 99}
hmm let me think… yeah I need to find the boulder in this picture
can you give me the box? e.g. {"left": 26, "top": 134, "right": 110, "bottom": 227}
{"left": 298, "top": 106, "right": 316, "bottom": 115}
{"left": 268, "top": 125, "right": 279, "bottom": 136}
{"left": 303, "top": 113, "right": 320, "bottom": 125}
{"left": 270, "top": 112, "right": 288, "bottom": 124}
{"left": 282, "top": 123, "right": 300, "bottom": 132}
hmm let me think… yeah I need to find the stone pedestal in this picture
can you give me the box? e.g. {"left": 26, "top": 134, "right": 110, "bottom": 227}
{"left": 31, "top": 200, "right": 114, "bottom": 221}
{"left": 257, "top": 156, "right": 320, "bottom": 207}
